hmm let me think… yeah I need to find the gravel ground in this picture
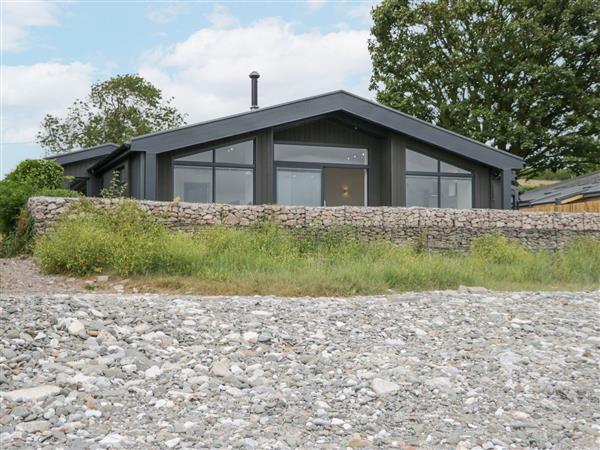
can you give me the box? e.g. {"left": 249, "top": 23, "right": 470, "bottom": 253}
{"left": 0, "top": 291, "right": 599, "bottom": 449}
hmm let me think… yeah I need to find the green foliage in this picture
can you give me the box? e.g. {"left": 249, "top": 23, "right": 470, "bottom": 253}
{"left": 0, "top": 210, "right": 34, "bottom": 257}
{"left": 0, "top": 159, "right": 73, "bottom": 234}
{"left": 470, "top": 234, "right": 530, "bottom": 265}
{"left": 100, "top": 170, "right": 128, "bottom": 198}
{"left": 369, "top": 0, "right": 600, "bottom": 174}
{"left": 4, "top": 159, "right": 67, "bottom": 190}
{"left": 37, "top": 74, "right": 187, "bottom": 155}
{"left": 34, "top": 202, "right": 600, "bottom": 294}
{"left": 528, "top": 169, "right": 577, "bottom": 181}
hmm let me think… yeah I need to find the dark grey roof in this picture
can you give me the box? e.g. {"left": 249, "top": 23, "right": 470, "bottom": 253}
{"left": 130, "top": 90, "right": 523, "bottom": 169}
{"left": 48, "top": 143, "right": 118, "bottom": 165}
{"left": 520, "top": 171, "right": 600, "bottom": 206}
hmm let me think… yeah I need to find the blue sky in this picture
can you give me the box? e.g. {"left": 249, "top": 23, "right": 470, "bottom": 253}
{"left": 1, "top": 0, "right": 377, "bottom": 178}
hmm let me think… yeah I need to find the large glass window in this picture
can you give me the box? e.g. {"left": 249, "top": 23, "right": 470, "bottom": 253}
{"left": 173, "top": 140, "right": 254, "bottom": 204}
{"left": 405, "top": 149, "right": 472, "bottom": 208}
{"left": 275, "top": 144, "right": 368, "bottom": 165}
{"left": 274, "top": 143, "right": 369, "bottom": 207}
{"left": 276, "top": 168, "right": 322, "bottom": 206}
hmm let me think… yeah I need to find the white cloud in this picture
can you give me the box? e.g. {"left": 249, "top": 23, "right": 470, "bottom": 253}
{"left": 139, "top": 17, "right": 372, "bottom": 123}
{"left": 145, "top": 2, "right": 190, "bottom": 25}
{"left": 208, "top": 4, "right": 239, "bottom": 29}
{"left": 1, "top": 62, "right": 95, "bottom": 143}
{"left": 0, "top": 1, "right": 59, "bottom": 52}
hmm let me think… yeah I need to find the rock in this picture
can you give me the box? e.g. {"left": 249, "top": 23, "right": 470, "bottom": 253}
{"left": 371, "top": 378, "right": 400, "bottom": 396}
{"left": 426, "top": 377, "right": 452, "bottom": 391}
{"left": 242, "top": 331, "right": 259, "bottom": 343}
{"left": 145, "top": 366, "right": 162, "bottom": 379}
{"left": 67, "top": 319, "right": 85, "bottom": 337}
{"left": 99, "top": 433, "right": 128, "bottom": 447}
{"left": 165, "top": 437, "right": 181, "bottom": 448}
{"left": 348, "top": 433, "right": 371, "bottom": 448}
{"left": 16, "top": 420, "right": 50, "bottom": 433}
{"left": 96, "top": 275, "right": 109, "bottom": 283}
{"left": 0, "top": 385, "right": 60, "bottom": 402}
{"left": 210, "top": 361, "right": 231, "bottom": 378}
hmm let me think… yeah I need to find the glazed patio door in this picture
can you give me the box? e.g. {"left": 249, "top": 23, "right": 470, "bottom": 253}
{"left": 324, "top": 167, "right": 367, "bottom": 207}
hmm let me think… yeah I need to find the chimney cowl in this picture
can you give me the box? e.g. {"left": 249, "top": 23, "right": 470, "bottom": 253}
{"left": 249, "top": 71, "right": 260, "bottom": 110}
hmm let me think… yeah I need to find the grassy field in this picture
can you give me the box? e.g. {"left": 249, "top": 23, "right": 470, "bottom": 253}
{"left": 33, "top": 201, "right": 600, "bottom": 296}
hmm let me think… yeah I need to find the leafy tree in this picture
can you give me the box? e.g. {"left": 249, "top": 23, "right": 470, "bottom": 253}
{"left": 37, "top": 74, "right": 187, "bottom": 155}
{"left": 369, "top": 0, "right": 600, "bottom": 175}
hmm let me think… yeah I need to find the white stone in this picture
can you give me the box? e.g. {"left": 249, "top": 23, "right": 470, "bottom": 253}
{"left": 68, "top": 319, "right": 85, "bottom": 336}
{"left": 165, "top": 437, "right": 181, "bottom": 448}
{"left": 0, "top": 385, "right": 60, "bottom": 402}
{"left": 145, "top": 366, "right": 162, "bottom": 379}
{"left": 210, "top": 361, "right": 231, "bottom": 378}
{"left": 371, "top": 378, "right": 400, "bottom": 396}
{"left": 242, "top": 331, "right": 259, "bottom": 343}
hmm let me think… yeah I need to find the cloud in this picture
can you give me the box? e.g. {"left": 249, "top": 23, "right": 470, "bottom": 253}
{"left": 139, "top": 17, "right": 372, "bottom": 123}
{"left": 145, "top": 2, "right": 190, "bottom": 24}
{"left": 1, "top": 62, "right": 95, "bottom": 143}
{"left": 1, "top": 1, "right": 59, "bottom": 52}
{"left": 208, "top": 4, "right": 239, "bottom": 28}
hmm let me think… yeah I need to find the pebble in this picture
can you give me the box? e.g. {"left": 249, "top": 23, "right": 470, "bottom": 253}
{"left": 0, "top": 290, "right": 598, "bottom": 449}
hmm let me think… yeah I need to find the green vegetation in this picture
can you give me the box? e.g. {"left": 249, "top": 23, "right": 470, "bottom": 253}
{"left": 369, "top": 0, "right": 600, "bottom": 175}
{"left": 33, "top": 201, "right": 600, "bottom": 295}
{"left": 0, "top": 159, "right": 79, "bottom": 257}
{"left": 37, "top": 74, "right": 187, "bottom": 155}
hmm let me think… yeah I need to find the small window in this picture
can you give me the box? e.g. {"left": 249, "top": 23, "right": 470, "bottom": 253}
{"left": 215, "top": 141, "right": 254, "bottom": 165}
{"left": 174, "top": 149, "right": 212, "bottom": 163}
{"left": 406, "top": 149, "right": 437, "bottom": 172}
{"left": 440, "top": 161, "right": 470, "bottom": 174}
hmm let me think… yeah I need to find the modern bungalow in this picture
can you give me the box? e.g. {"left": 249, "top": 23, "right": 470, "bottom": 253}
{"left": 51, "top": 73, "right": 523, "bottom": 209}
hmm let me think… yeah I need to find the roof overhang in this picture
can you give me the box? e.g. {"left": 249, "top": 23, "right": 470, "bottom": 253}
{"left": 47, "top": 143, "right": 119, "bottom": 166}
{"left": 130, "top": 90, "right": 524, "bottom": 170}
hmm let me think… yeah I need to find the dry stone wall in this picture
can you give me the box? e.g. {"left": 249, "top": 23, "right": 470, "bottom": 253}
{"left": 27, "top": 196, "right": 600, "bottom": 251}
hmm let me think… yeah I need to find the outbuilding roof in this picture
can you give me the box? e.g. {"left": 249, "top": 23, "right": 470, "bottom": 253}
{"left": 519, "top": 171, "right": 600, "bottom": 206}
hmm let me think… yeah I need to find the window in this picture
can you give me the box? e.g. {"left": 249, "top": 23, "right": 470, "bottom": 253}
{"left": 276, "top": 167, "right": 322, "bottom": 206}
{"left": 275, "top": 144, "right": 367, "bottom": 165}
{"left": 274, "top": 143, "right": 368, "bottom": 206}
{"left": 405, "top": 149, "right": 472, "bottom": 208}
{"left": 173, "top": 140, "right": 254, "bottom": 204}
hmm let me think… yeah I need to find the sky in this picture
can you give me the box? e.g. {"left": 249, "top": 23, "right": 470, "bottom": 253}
{"left": 1, "top": 0, "right": 378, "bottom": 178}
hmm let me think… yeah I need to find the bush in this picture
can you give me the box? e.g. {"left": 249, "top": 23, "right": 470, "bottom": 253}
{"left": 470, "top": 234, "right": 530, "bottom": 265}
{"left": 4, "top": 159, "right": 66, "bottom": 190}
{"left": 0, "top": 159, "right": 73, "bottom": 235}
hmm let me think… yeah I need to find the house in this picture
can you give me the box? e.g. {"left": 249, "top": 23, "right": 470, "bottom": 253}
{"left": 519, "top": 171, "right": 600, "bottom": 212}
{"left": 50, "top": 73, "right": 523, "bottom": 209}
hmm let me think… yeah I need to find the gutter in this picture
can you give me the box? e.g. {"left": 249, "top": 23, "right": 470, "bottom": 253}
{"left": 88, "top": 143, "right": 132, "bottom": 175}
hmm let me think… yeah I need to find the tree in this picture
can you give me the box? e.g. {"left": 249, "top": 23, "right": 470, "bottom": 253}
{"left": 37, "top": 74, "right": 187, "bottom": 155}
{"left": 369, "top": 0, "right": 600, "bottom": 175}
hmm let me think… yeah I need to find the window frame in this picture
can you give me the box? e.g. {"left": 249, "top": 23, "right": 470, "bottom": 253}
{"left": 172, "top": 138, "right": 256, "bottom": 204}
{"left": 273, "top": 141, "right": 370, "bottom": 206}
{"left": 405, "top": 148, "right": 474, "bottom": 208}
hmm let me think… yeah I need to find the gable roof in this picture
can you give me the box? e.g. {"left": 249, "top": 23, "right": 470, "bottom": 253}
{"left": 130, "top": 90, "right": 522, "bottom": 169}
{"left": 520, "top": 171, "right": 600, "bottom": 206}
{"left": 48, "top": 143, "right": 118, "bottom": 166}
{"left": 47, "top": 91, "right": 524, "bottom": 171}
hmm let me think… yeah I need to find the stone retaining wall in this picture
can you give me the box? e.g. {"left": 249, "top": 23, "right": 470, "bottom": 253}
{"left": 27, "top": 196, "right": 600, "bottom": 251}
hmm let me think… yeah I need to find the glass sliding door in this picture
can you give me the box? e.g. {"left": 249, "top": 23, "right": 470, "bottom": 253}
{"left": 324, "top": 167, "right": 367, "bottom": 207}
{"left": 276, "top": 167, "right": 322, "bottom": 206}
{"left": 274, "top": 143, "right": 369, "bottom": 207}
